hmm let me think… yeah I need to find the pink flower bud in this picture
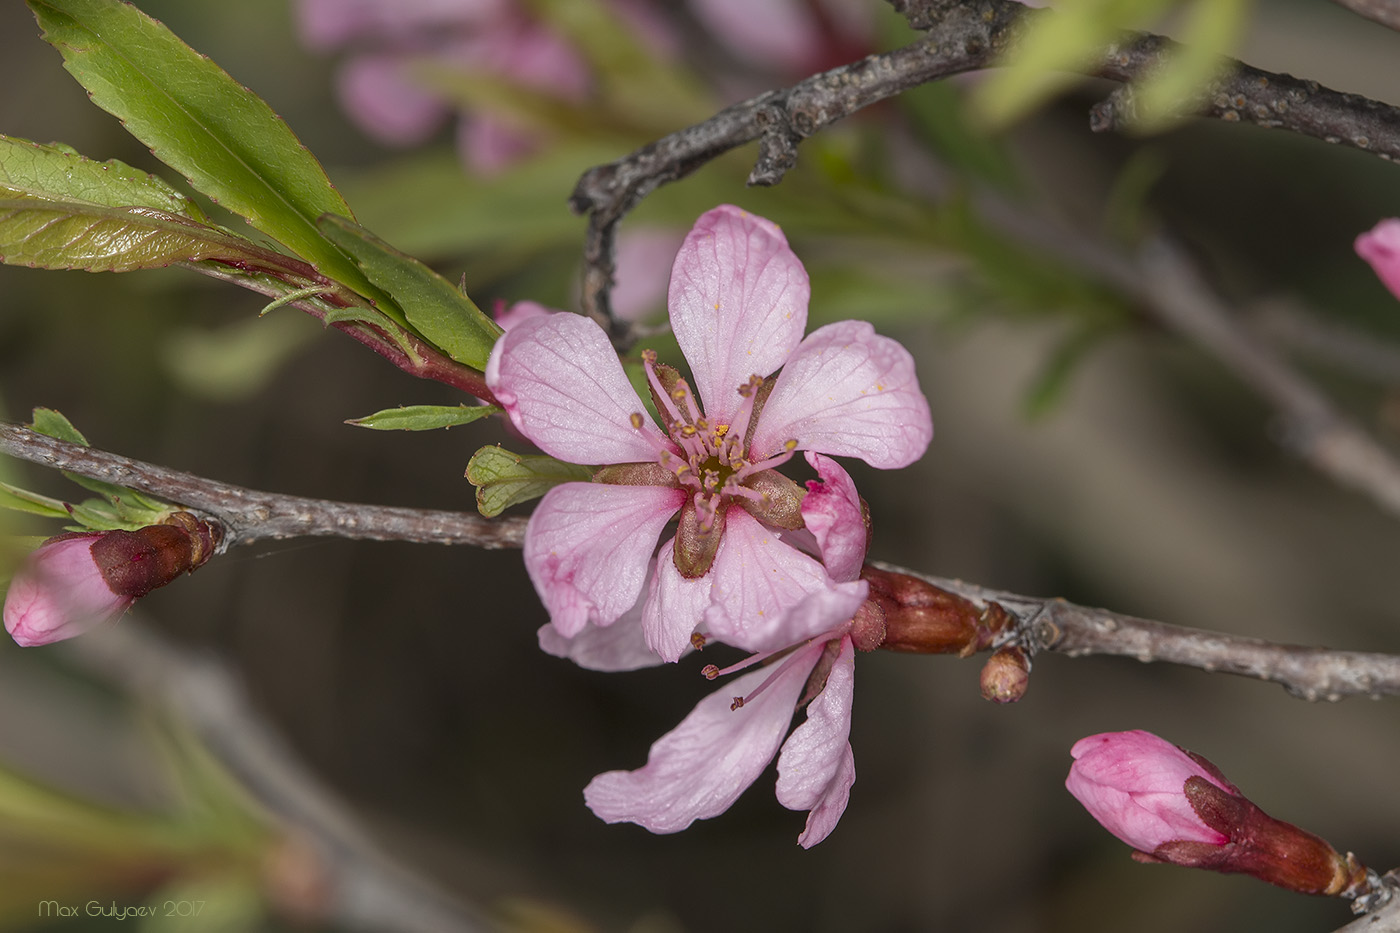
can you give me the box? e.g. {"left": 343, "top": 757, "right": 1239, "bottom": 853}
{"left": 4, "top": 533, "right": 133, "bottom": 646}
{"left": 3, "top": 514, "right": 221, "bottom": 647}
{"left": 1066, "top": 730, "right": 1232, "bottom": 852}
{"left": 1356, "top": 218, "right": 1400, "bottom": 300}
{"left": 1067, "top": 730, "right": 1372, "bottom": 898}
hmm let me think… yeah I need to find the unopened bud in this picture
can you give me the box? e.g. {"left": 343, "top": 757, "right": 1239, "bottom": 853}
{"left": 862, "top": 567, "right": 1010, "bottom": 656}
{"left": 1067, "top": 730, "right": 1372, "bottom": 898}
{"left": 4, "top": 512, "right": 221, "bottom": 647}
{"left": 980, "top": 646, "right": 1030, "bottom": 703}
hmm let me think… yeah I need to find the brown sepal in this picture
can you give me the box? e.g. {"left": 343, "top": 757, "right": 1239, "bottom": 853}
{"left": 863, "top": 567, "right": 1004, "bottom": 655}
{"left": 92, "top": 525, "right": 194, "bottom": 598}
{"left": 739, "top": 470, "right": 806, "bottom": 530}
{"left": 741, "top": 375, "right": 777, "bottom": 452}
{"left": 848, "top": 599, "right": 887, "bottom": 652}
{"left": 799, "top": 640, "right": 844, "bottom": 707}
{"left": 674, "top": 498, "right": 726, "bottom": 578}
{"left": 593, "top": 461, "right": 678, "bottom": 487}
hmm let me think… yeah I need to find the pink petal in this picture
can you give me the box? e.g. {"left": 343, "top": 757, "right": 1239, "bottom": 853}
{"left": 297, "top": 0, "right": 508, "bottom": 48}
{"left": 336, "top": 55, "right": 449, "bottom": 146}
{"left": 776, "top": 638, "right": 856, "bottom": 846}
{"left": 536, "top": 565, "right": 666, "bottom": 670}
{"left": 800, "top": 452, "right": 867, "bottom": 583}
{"left": 583, "top": 650, "right": 813, "bottom": 833}
{"left": 668, "top": 206, "right": 809, "bottom": 424}
{"left": 642, "top": 538, "right": 714, "bottom": 662}
{"left": 4, "top": 535, "right": 132, "bottom": 647}
{"left": 486, "top": 311, "right": 670, "bottom": 464}
{"left": 703, "top": 510, "right": 864, "bottom": 652}
{"left": 1356, "top": 218, "right": 1400, "bottom": 301}
{"left": 494, "top": 299, "right": 558, "bottom": 332}
{"left": 524, "top": 482, "right": 685, "bottom": 636}
{"left": 457, "top": 115, "right": 538, "bottom": 175}
{"left": 751, "top": 320, "right": 932, "bottom": 469}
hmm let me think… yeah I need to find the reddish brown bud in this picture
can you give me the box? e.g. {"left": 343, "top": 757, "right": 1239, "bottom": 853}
{"left": 980, "top": 646, "right": 1030, "bottom": 703}
{"left": 862, "top": 567, "right": 1010, "bottom": 655}
{"left": 91, "top": 512, "right": 220, "bottom": 598}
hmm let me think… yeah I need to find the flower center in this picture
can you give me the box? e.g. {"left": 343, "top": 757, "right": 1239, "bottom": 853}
{"left": 638, "top": 350, "right": 797, "bottom": 529}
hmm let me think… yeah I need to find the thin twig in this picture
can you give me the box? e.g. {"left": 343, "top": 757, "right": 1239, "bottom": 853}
{"left": 63, "top": 621, "right": 496, "bottom": 933}
{"left": 0, "top": 423, "right": 527, "bottom": 550}
{"left": 1251, "top": 300, "right": 1400, "bottom": 384}
{"left": 872, "top": 562, "right": 1400, "bottom": 701}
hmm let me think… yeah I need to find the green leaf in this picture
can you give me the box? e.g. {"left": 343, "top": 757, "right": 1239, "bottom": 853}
{"left": 466, "top": 446, "right": 593, "bottom": 517}
{"left": 0, "top": 195, "right": 294, "bottom": 273}
{"left": 0, "top": 134, "right": 206, "bottom": 219}
{"left": 318, "top": 215, "right": 502, "bottom": 369}
{"left": 0, "top": 482, "right": 70, "bottom": 519}
{"left": 347, "top": 404, "right": 500, "bottom": 432}
{"left": 27, "top": 0, "right": 368, "bottom": 291}
{"left": 29, "top": 407, "right": 88, "bottom": 445}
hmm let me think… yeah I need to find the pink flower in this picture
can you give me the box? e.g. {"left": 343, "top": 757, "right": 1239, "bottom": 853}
{"left": 1356, "top": 218, "right": 1400, "bottom": 300}
{"left": 4, "top": 533, "right": 133, "bottom": 646}
{"left": 1065, "top": 730, "right": 1235, "bottom": 852}
{"left": 487, "top": 204, "right": 931, "bottom": 661}
{"left": 584, "top": 454, "right": 879, "bottom": 845}
{"left": 690, "top": 0, "right": 875, "bottom": 76}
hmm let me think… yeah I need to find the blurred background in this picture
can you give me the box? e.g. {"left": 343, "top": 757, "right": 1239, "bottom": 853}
{"left": 1, "top": 0, "right": 1398, "bottom": 930}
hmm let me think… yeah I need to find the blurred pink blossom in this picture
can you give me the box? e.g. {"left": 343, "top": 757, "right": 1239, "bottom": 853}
{"left": 1356, "top": 218, "right": 1400, "bottom": 300}
{"left": 487, "top": 204, "right": 930, "bottom": 659}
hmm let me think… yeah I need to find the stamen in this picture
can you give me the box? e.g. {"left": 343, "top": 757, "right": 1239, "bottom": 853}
{"left": 674, "top": 378, "right": 703, "bottom": 425}
{"left": 629, "top": 412, "right": 644, "bottom": 429}
{"left": 643, "top": 351, "right": 687, "bottom": 427}
{"left": 729, "top": 641, "right": 826, "bottom": 712}
{"left": 691, "top": 632, "right": 708, "bottom": 650}
{"left": 701, "top": 664, "right": 720, "bottom": 680}
{"left": 694, "top": 491, "right": 719, "bottom": 530}
{"left": 732, "top": 441, "right": 798, "bottom": 481}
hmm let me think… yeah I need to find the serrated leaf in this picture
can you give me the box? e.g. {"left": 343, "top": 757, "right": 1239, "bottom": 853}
{"left": 466, "top": 445, "right": 593, "bottom": 517}
{"left": 29, "top": 407, "right": 88, "bottom": 445}
{"left": 0, "top": 195, "right": 290, "bottom": 273}
{"left": 27, "top": 0, "right": 369, "bottom": 293}
{"left": 347, "top": 404, "right": 500, "bottom": 431}
{"left": 0, "top": 134, "right": 206, "bottom": 219}
{"left": 318, "top": 215, "right": 502, "bottom": 369}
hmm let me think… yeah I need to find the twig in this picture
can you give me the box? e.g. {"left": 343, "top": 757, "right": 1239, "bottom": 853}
{"left": 572, "top": 0, "right": 1400, "bottom": 346}
{"left": 0, "top": 423, "right": 526, "bottom": 550}
{"left": 1251, "top": 300, "right": 1400, "bottom": 385}
{"left": 63, "top": 620, "right": 496, "bottom": 933}
{"left": 872, "top": 562, "right": 1400, "bottom": 701}
{"left": 1329, "top": 0, "right": 1400, "bottom": 32}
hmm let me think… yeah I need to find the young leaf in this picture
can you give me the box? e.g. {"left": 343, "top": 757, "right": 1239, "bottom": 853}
{"left": 0, "top": 195, "right": 297, "bottom": 273}
{"left": 27, "top": 0, "right": 369, "bottom": 292}
{"left": 347, "top": 404, "right": 500, "bottom": 432}
{"left": 29, "top": 407, "right": 88, "bottom": 446}
{"left": 0, "top": 482, "right": 70, "bottom": 519}
{"left": 466, "top": 446, "right": 593, "bottom": 517}
{"left": 0, "top": 134, "right": 206, "bottom": 219}
{"left": 28, "top": 408, "right": 171, "bottom": 517}
{"left": 318, "top": 216, "right": 503, "bottom": 369}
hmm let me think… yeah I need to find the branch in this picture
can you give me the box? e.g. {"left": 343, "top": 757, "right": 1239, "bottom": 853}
{"left": 871, "top": 562, "right": 1400, "bottom": 701}
{"left": 0, "top": 423, "right": 526, "bottom": 550}
{"left": 572, "top": 0, "right": 1400, "bottom": 346}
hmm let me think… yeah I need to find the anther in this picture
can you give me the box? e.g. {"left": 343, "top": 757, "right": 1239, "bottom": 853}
{"left": 731, "top": 697, "right": 745, "bottom": 710}
{"left": 629, "top": 412, "right": 644, "bottom": 429}
{"left": 702, "top": 664, "right": 720, "bottom": 680}
{"left": 691, "top": 632, "right": 708, "bottom": 650}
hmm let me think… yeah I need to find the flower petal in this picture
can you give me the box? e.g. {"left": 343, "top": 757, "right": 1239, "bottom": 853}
{"left": 583, "top": 651, "right": 812, "bottom": 833}
{"left": 642, "top": 538, "right": 714, "bottom": 662}
{"left": 777, "top": 637, "right": 856, "bottom": 846}
{"left": 669, "top": 205, "right": 809, "bottom": 424}
{"left": 801, "top": 452, "right": 867, "bottom": 583}
{"left": 1356, "top": 218, "right": 1400, "bottom": 301}
{"left": 487, "top": 312, "right": 669, "bottom": 464}
{"left": 703, "top": 510, "right": 864, "bottom": 652}
{"left": 750, "top": 320, "right": 932, "bottom": 469}
{"left": 524, "top": 482, "right": 685, "bottom": 636}
{"left": 537, "top": 562, "right": 668, "bottom": 671}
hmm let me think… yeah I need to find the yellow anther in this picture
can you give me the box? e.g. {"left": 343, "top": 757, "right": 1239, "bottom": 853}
{"left": 714, "top": 424, "right": 729, "bottom": 437}
{"left": 641, "top": 349, "right": 658, "bottom": 363}
{"left": 629, "top": 412, "right": 644, "bottom": 429}
{"left": 784, "top": 439, "right": 798, "bottom": 451}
